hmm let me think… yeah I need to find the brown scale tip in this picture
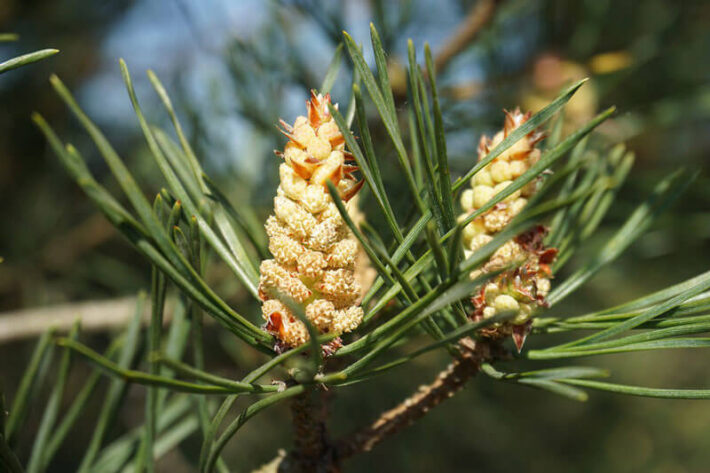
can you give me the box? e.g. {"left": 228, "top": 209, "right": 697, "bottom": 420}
{"left": 277, "top": 90, "right": 364, "bottom": 202}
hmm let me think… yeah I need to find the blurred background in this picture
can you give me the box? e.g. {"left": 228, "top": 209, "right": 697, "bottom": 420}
{"left": 1, "top": 0, "right": 709, "bottom": 472}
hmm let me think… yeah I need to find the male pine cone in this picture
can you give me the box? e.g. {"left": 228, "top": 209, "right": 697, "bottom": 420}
{"left": 458, "top": 109, "right": 556, "bottom": 351}
{"left": 259, "top": 91, "right": 364, "bottom": 349}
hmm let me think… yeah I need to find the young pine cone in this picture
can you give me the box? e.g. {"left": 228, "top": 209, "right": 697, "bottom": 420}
{"left": 259, "top": 91, "right": 364, "bottom": 350}
{"left": 458, "top": 109, "right": 556, "bottom": 351}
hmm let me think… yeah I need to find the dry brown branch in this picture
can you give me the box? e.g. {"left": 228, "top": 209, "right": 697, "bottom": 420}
{"left": 335, "top": 338, "right": 493, "bottom": 459}
{"left": 434, "top": 0, "right": 500, "bottom": 74}
{"left": 389, "top": 0, "right": 501, "bottom": 98}
{"left": 0, "top": 296, "right": 176, "bottom": 343}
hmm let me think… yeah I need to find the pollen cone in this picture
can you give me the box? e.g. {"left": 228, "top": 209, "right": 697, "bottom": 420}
{"left": 259, "top": 91, "right": 364, "bottom": 350}
{"left": 458, "top": 109, "right": 556, "bottom": 350}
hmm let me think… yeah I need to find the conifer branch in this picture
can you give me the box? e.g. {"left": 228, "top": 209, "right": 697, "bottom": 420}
{"left": 335, "top": 338, "right": 497, "bottom": 459}
{"left": 0, "top": 296, "right": 150, "bottom": 343}
{"left": 281, "top": 388, "right": 340, "bottom": 473}
{"left": 434, "top": 0, "right": 501, "bottom": 73}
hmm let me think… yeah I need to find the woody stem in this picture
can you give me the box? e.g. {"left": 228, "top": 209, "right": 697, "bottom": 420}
{"left": 281, "top": 386, "right": 340, "bottom": 473}
{"left": 335, "top": 338, "right": 493, "bottom": 459}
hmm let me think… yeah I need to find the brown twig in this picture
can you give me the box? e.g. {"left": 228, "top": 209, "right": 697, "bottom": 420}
{"left": 434, "top": 0, "right": 500, "bottom": 74}
{"left": 389, "top": 0, "right": 501, "bottom": 99}
{"left": 0, "top": 296, "right": 179, "bottom": 343}
{"left": 335, "top": 338, "right": 494, "bottom": 459}
{"left": 279, "top": 387, "right": 340, "bottom": 473}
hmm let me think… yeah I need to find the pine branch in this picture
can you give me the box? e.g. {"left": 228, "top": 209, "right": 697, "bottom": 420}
{"left": 0, "top": 296, "right": 152, "bottom": 343}
{"left": 433, "top": 0, "right": 500, "bottom": 73}
{"left": 280, "top": 388, "right": 339, "bottom": 473}
{"left": 19, "top": 14, "right": 708, "bottom": 471}
{"left": 335, "top": 338, "right": 496, "bottom": 459}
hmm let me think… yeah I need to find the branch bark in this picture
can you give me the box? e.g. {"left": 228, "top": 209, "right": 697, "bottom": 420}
{"left": 278, "top": 387, "right": 340, "bottom": 473}
{"left": 335, "top": 338, "right": 493, "bottom": 459}
{"left": 254, "top": 339, "right": 501, "bottom": 472}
